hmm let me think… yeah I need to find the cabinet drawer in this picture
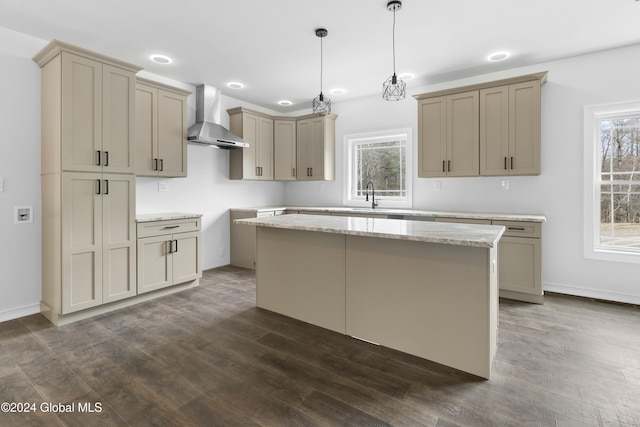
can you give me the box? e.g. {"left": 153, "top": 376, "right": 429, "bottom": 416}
{"left": 137, "top": 218, "right": 201, "bottom": 238}
{"left": 492, "top": 220, "right": 541, "bottom": 238}
{"left": 435, "top": 217, "right": 492, "bottom": 225}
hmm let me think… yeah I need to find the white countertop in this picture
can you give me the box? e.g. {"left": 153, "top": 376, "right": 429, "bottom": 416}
{"left": 136, "top": 212, "right": 202, "bottom": 223}
{"left": 234, "top": 214, "right": 505, "bottom": 248}
{"left": 230, "top": 206, "right": 546, "bottom": 223}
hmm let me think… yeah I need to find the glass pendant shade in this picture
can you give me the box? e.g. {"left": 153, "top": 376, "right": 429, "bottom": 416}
{"left": 383, "top": 73, "right": 406, "bottom": 101}
{"left": 313, "top": 92, "right": 331, "bottom": 115}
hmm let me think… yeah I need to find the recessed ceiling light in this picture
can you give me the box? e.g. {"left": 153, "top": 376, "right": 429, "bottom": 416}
{"left": 227, "top": 82, "right": 244, "bottom": 89}
{"left": 330, "top": 88, "right": 345, "bottom": 95}
{"left": 487, "top": 51, "right": 510, "bottom": 62}
{"left": 278, "top": 100, "right": 292, "bottom": 106}
{"left": 398, "top": 73, "right": 414, "bottom": 80}
{"left": 149, "top": 54, "right": 172, "bottom": 64}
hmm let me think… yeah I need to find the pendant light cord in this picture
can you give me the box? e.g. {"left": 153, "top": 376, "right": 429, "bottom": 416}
{"left": 320, "top": 35, "right": 324, "bottom": 94}
{"left": 392, "top": 7, "right": 397, "bottom": 76}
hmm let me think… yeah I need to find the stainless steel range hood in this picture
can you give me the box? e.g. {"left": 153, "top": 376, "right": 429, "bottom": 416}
{"left": 187, "top": 85, "right": 248, "bottom": 149}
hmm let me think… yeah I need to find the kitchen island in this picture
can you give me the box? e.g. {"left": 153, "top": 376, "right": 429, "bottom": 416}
{"left": 234, "top": 214, "right": 505, "bottom": 379}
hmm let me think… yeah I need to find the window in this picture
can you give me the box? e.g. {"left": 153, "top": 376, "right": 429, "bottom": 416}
{"left": 584, "top": 102, "right": 640, "bottom": 263}
{"left": 344, "top": 129, "right": 412, "bottom": 208}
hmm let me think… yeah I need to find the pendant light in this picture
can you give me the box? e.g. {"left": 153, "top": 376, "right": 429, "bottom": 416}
{"left": 382, "top": 0, "right": 406, "bottom": 101}
{"left": 312, "top": 28, "right": 331, "bottom": 115}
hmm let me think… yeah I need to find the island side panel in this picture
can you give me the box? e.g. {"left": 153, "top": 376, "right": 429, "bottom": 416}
{"left": 345, "top": 235, "right": 497, "bottom": 379}
{"left": 255, "top": 227, "right": 346, "bottom": 334}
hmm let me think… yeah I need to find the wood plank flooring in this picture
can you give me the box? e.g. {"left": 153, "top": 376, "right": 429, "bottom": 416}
{"left": 1, "top": 265, "right": 639, "bottom": 426}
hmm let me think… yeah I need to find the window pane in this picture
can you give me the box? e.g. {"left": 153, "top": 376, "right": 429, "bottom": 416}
{"left": 599, "top": 116, "right": 640, "bottom": 250}
{"left": 354, "top": 140, "right": 406, "bottom": 198}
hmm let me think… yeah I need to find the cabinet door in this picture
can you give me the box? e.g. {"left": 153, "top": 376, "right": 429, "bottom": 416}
{"left": 102, "top": 174, "right": 136, "bottom": 303}
{"left": 256, "top": 116, "right": 274, "bottom": 180}
{"left": 417, "top": 97, "right": 447, "bottom": 177}
{"left": 137, "top": 235, "right": 172, "bottom": 294}
{"left": 102, "top": 64, "right": 136, "bottom": 174}
{"left": 509, "top": 80, "right": 541, "bottom": 175}
{"left": 498, "top": 236, "right": 541, "bottom": 295}
{"left": 157, "top": 90, "right": 188, "bottom": 177}
{"left": 172, "top": 231, "right": 202, "bottom": 284}
{"left": 135, "top": 84, "right": 158, "bottom": 176}
{"left": 61, "top": 53, "right": 103, "bottom": 173}
{"left": 309, "top": 117, "right": 326, "bottom": 180}
{"left": 480, "top": 86, "right": 509, "bottom": 176}
{"left": 62, "top": 173, "right": 103, "bottom": 313}
{"left": 242, "top": 113, "right": 260, "bottom": 179}
{"left": 296, "top": 118, "right": 312, "bottom": 180}
{"left": 274, "top": 120, "right": 297, "bottom": 180}
{"left": 447, "top": 91, "right": 479, "bottom": 177}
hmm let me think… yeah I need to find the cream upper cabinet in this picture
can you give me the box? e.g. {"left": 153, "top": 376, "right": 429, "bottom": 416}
{"left": 274, "top": 119, "right": 297, "bottom": 181}
{"left": 296, "top": 114, "right": 336, "bottom": 181}
{"left": 135, "top": 78, "right": 190, "bottom": 178}
{"left": 418, "top": 91, "right": 479, "bottom": 177}
{"left": 228, "top": 108, "right": 274, "bottom": 180}
{"left": 61, "top": 172, "right": 136, "bottom": 313}
{"left": 416, "top": 72, "right": 546, "bottom": 178}
{"left": 57, "top": 52, "right": 136, "bottom": 174}
{"left": 480, "top": 80, "right": 541, "bottom": 176}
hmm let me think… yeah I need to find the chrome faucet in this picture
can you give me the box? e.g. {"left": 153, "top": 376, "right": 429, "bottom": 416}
{"left": 365, "top": 181, "right": 378, "bottom": 209}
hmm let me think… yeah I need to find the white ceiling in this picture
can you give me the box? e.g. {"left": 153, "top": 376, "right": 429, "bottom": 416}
{"left": 2, "top": 0, "right": 640, "bottom": 113}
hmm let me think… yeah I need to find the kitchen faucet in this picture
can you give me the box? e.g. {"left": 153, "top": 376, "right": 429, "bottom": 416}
{"left": 365, "top": 181, "right": 378, "bottom": 209}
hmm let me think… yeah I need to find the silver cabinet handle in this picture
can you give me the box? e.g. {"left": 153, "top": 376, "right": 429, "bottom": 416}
{"left": 104, "top": 179, "right": 109, "bottom": 195}
{"left": 96, "top": 179, "right": 101, "bottom": 194}
{"left": 96, "top": 150, "right": 101, "bottom": 166}
{"left": 159, "top": 159, "right": 164, "bottom": 171}
{"left": 504, "top": 157, "right": 507, "bottom": 170}
{"left": 162, "top": 225, "right": 180, "bottom": 230}
{"left": 104, "top": 151, "right": 109, "bottom": 167}
{"left": 442, "top": 160, "right": 445, "bottom": 173}
{"left": 447, "top": 160, "right": 451, "bottom": 172}
{"left": 510, "top": 156, "right": 514, "bottom": 170}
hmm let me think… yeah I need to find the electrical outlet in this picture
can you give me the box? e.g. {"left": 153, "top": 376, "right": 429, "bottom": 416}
{"left": 501, "top": 180, "right": 510, "bottom": 191}
{"left": 158, "top": 181, "right": 169, "bottom": 192}
{"left": 219, "top": 247, "right": 227, "bottom": 258}
{"left": 434, "top": 180, "right": 441, "bottom": 191}
{"left": 15, "top": 206, "right": 33, "bottom": 224}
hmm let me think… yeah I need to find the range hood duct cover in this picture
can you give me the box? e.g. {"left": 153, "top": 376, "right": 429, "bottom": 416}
{"left": 187, "top": 85, "right": 248, "bottom": 149}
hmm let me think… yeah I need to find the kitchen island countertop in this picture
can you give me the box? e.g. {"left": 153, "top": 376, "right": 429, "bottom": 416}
{"left": 235, "top": 213, "right": 505, "bottom": 248}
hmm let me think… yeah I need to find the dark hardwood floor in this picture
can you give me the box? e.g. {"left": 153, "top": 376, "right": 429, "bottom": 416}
{"left": 1, "top": 266, "right": 639, "bottom": 426}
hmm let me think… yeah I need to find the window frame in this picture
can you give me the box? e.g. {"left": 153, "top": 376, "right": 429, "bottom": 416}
{"left": 584, "top": 101, "right": 640, "bottom": 264}
{"left": 343, "top": 128, "right": 413, "bottom": 209}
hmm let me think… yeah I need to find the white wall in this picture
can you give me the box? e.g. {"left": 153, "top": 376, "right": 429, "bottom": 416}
{"left": 0, "top": 28, "right": 285, "bottom": 322}
{"left": 0, "top": 28, "right": 47, "bottom": 321}
{"left": 285, "top": 44, "right": 640, "bottom": 305}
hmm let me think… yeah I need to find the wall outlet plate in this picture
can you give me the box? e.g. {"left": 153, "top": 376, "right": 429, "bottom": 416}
{"left": 14, "top": 206, "right": 33, "bottom": 224}
{"left": 158, "top": 181, "right": 169, "bottom": 192}
{"left": 501, "top": 180, "right": 510, "bottom": 190}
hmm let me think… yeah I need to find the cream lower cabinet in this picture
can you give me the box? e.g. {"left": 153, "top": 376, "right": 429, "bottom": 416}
{"left": 437, "top": 217, "right": 543, "bottom": 303}
{"left": 135, "top": 78, "right": 190, "bottom": 177}
{"left": 137, "top": 218, "right": 202, "bottom": 294}
{"left": 493, "top": 221, "right": 543, "bottom": 304}
{"left": 42, "top": 172, "right": 136, "bottom": 316}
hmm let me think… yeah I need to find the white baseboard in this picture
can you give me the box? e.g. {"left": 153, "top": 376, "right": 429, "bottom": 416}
{"left": 544, "top": 282, "right": 640, "bottom": 306}
{"left": 0, "top": 303, "right": 40, "bottom": 323}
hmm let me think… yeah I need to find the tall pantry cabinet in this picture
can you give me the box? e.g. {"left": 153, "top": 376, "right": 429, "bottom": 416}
{"left": 34, "top": 40, "right": 142, "bottom": 324}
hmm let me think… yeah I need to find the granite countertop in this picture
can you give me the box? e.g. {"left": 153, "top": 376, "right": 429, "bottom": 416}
{"left": 234, "top": 214, "right": 505, "bottom": 248}
{"left": 230, "top": 206, "right": 546, "bottom": 223}
{"left": 136, "top": 212, "right": 202, "bottom": 223}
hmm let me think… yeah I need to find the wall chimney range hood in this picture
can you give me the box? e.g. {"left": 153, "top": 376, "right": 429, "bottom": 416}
{"left": 187, "top": 85, "right": 248, "bottom": 149}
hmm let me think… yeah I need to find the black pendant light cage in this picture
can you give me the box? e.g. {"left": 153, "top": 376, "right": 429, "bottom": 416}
{"left": 383, "top": 0, "right": 406, "bottom": 101}
{"left": 313, "top": 28, "right": 331, "bottom": 114}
